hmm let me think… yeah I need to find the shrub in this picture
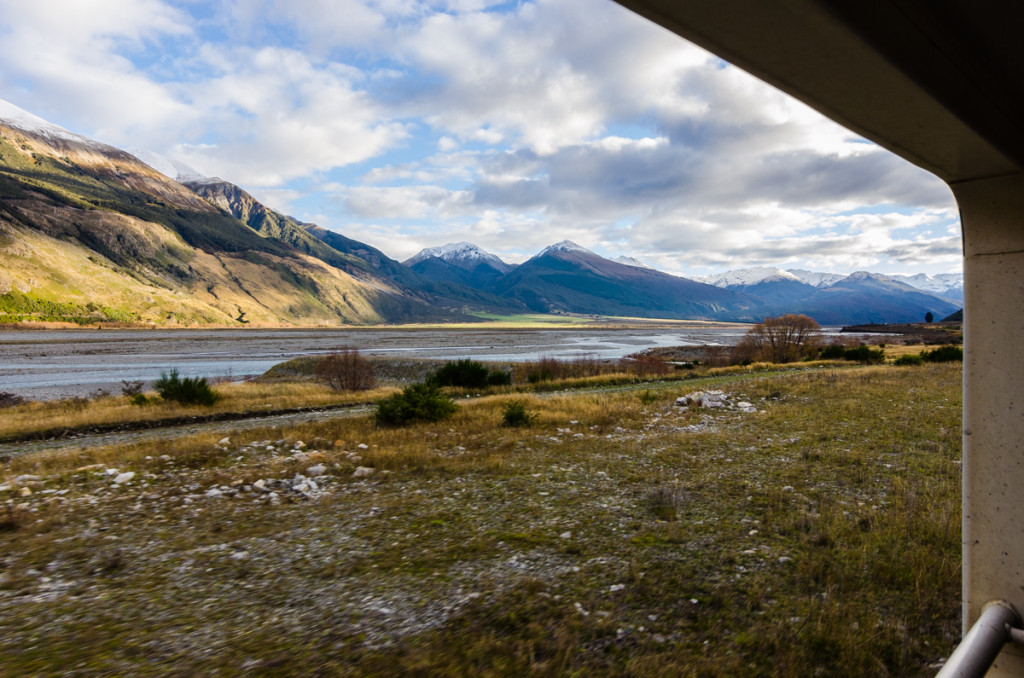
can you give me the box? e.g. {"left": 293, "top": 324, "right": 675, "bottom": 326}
{"left": 619, "top": 354, "right": 671, "bottom": 376}
{"left": 515, "top": 355, "right": 608, "bottom": 383}
{"left": 819, "top": 343, "right": 847, "bottom": 360}
{"left": 375, "top": 383, "right": 458, "bottom": 427}
{"left": 316, "top": 348, "right": 376, "bottom": 392}
{"left": 120, "top": 380, "right": 145, "bottom": 397}
{"left": 0, "top": 392, "right": 26, "bottom": 409}
{"left": 921, "top": 345, "right": 963, "bottom": 362}
{"left": 430, "top": 359, "right": 489, "bottom": 388}
{"left": 487, "top": 370, "right": 512, "bottom": 386}
{"left": 894, "top": 354, "right": 924, "bottom": 366}
{"left": 502, "top": 400, "right": 537, "bottom": 427}
{"left": 843, "top": 345, "right": 885, "bottom": 363}
{"left": 154, "top": 368, "right": 220, "bottom": 406}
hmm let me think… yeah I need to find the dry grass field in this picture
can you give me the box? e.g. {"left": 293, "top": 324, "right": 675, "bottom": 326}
{"left": 0, "top": 360, "right": 961, "bottom": 676}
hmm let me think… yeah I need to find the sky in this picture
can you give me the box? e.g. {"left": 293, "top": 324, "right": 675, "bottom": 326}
{"left": 0, "top": 0, "right": 963, "bottom": 277}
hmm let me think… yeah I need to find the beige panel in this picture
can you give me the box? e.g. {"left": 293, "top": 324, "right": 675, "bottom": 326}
{"left": 957, "top": 173, "right": 1024, "bottom": 674}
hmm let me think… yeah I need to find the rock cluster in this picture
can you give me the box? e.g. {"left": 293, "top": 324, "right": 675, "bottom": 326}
{"left": 675, "top": 390, "right": 757, "bottom": 413}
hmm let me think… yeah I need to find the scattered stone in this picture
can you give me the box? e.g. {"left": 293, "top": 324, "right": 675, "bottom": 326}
{"left": 112, "top": 472, "right": 135, "bottom": 485}
{"left": 609, "top": 584, "right": 625, "bottom": 593}
{"left": 205, "top": 488, "right": 224, "bottom": 499}
{"left": 778, "top": 556, "right": 793, "bottom": 564}
{"left": 352, "top": 467, "right": 375, "bottom": 478}
{"left": 357, "top": 443, "right": 369, "bottom": 450}
{"left": 230, "top": 550, "right": 250, "bottom": 560}
{"left": 294, "top": 441, "right": 306, "bottom": 449}
{"left": 218, "top": 437, "right": 230, "bottom": 445}
{"left": 560, "top": 531, "right": 572, "bottom": 539}
{"left": 19, "top": 486, "right": 32, "bottom": 497}
{"left": 306, "top": 464, "right": 327, "bottom": 477}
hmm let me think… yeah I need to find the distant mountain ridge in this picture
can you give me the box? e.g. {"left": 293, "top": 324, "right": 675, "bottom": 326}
{"left": 0, "top": 98, "right": 963, "bottom": 327}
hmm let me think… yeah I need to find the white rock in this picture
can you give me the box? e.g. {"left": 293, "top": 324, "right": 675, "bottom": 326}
{"left": 609, "top": 584, "right": 625, "bottom": 592}
{"left": 205, "top": 488, "right": 223, "bottom": 498}
{"left": 560, "top": 531, "right": 572, "bottom": 539}
{"left": 105, "top": 468, "right": 120, "bottom": 476}
{"left": 112, "top": 472, "right": 135, "bottom": 484}
{"left": 253, "top": 479, "right": 266, "bottom": 491}
{"left": 306, "top": 464, "right": 327, "bottom": 477}
{"left": 230, "top": 550, "right": 250, "bottom": 560}
{"left": 218, "top": 437, "right": 230, "bottom": 445}
{"left": 352, "top": 466, "right": 375, "bottom": 478}
{"left": 293, "top": 441, "right": 306, "bottom": 449}
{"left": 357, "top": 443, "right": 369, "bottom": 450}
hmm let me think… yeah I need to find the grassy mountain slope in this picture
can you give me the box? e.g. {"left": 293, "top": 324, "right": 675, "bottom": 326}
{"left": 0, "top": 122, "right": 444, "bottom": 326}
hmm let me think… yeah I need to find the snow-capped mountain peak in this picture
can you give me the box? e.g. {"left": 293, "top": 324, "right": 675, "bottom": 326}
{"left": 785, "top": 269, "right": 847, "bottom": 288}
{"left": 698, "top": 266, "right": 803, "bottom": 288}
{"left": 534, "top": 240, "right": 597, "bottom": 259}
{"left": 405, "top": 242, "right": 512, "bottom": 272}
{"left": 0, "top": 98, "right": 105, "bottom": 149}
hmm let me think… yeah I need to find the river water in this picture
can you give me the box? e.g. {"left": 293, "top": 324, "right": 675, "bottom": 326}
{"left": 0, "top": 324, "right": 855, "bottom": 401}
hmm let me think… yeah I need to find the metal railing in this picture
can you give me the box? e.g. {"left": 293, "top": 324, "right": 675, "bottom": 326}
{"left": 937, "top": 601, "right": 1022, "bottom": 677}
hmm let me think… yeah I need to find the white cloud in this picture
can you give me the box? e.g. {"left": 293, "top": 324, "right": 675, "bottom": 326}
{"left": 0, "top": 0, "right": 962, "bottom": 275}
{"left": 170, "top": 46, "right": 408, "bottom": 186}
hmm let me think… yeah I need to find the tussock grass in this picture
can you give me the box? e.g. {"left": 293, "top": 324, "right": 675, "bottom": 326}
{"left": 0, "top": 363, "right": 962, "bottom": 676}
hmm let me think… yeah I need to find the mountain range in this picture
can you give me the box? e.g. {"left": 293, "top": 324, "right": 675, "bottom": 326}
{"left": 0, "top": 99, "right": 960, "bottom": 327}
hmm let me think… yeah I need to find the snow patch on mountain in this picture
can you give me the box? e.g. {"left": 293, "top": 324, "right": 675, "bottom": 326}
{"left": 887, "top": 272, "right": 963, "bottom": 296}
{"left": 405, "top": 242, "right": 513, "bottom": 272}
{"left": 0, "top": 98, "right": 105, "bottom": 149}
{"left": 698, "top": 266, "right": 803, "bottom": 288}
{"left": 130, "top": 148, "right": 207, "bottom": 183}
{"left": 534, "top": 240, "right": 597, "bottom": 259}
{"left": 786, "top": 269, "right": 847, "bottom": 288}
{"left": 614, "top": 256, "right": 653, "bottom": 269}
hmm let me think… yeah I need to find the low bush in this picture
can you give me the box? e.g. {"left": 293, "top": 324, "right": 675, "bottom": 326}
{"left": 619, "top": 354, "right": 671, "bottom": 376}
{"left": 120, "top": 380, "right": 145, "bottom": 397}
{"left": 894, "top": 354, "right": 924, "bottom": 366}
{"left": 819, "top": 344, "right": 848, "bottom": 360}
{"left": 375, "top": 383, "right": 458, "bottom": 427}
{"left": 316, "top": 348, "right": 376, "bottom": 392}
{"left": 515, "top": 355, "right": 608, "bottom": 383}
{"left": 0, "top": 392, "right": 25, "bottom": 409}
{"left": 501, "top": 400, "right": 537, "bottom": 428}
{"left": 921, "top": 345, "right": 963, "bottom": 363}
{"left": 154, "top": 368, "right": 220, "bottom": 406}
{"left": 843, "top": 345, "right": 886, "bottom": 363}
{"left": 429, "top": 359, "right": 509, "bottom": 389}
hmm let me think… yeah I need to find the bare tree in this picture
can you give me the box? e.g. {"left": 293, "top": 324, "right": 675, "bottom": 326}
{"left": 316, "top": 347, "right": 376, "bottom": 391}
{"left": 735, "top": 314, "right": 822, "bottom": 363}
